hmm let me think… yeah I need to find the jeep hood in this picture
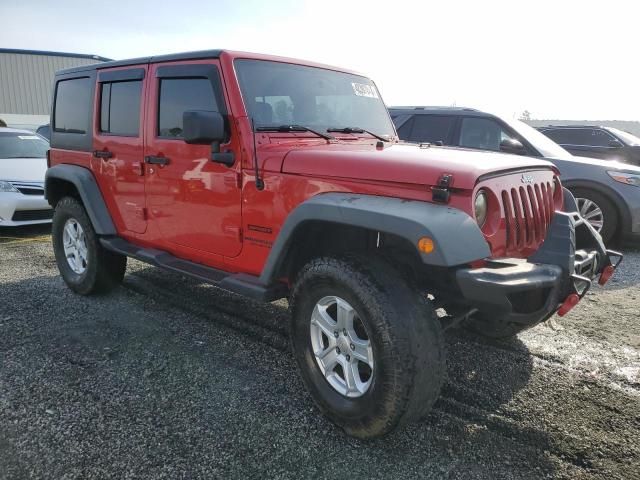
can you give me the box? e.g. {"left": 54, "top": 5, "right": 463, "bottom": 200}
{"left": 281, "top": 143, "right": 556, "bottom": 189}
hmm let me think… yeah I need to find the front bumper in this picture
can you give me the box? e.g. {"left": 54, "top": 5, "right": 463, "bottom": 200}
{"left": 456, "top": 209, "right": 622, "bottom": 326}
{"left": 0, "top": 192, "right": 52, "bottom": 227}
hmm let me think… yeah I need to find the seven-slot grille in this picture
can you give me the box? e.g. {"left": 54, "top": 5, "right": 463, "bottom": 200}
{"left": 501, "top": 181, "right": 555, "bottom": 251}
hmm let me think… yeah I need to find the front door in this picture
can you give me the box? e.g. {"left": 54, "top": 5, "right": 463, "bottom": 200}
{"left": 144, "top": 60, "right": 242, "bottom": 257}
{"left": 93, "top": 66, "right": 148, "bottom": 234}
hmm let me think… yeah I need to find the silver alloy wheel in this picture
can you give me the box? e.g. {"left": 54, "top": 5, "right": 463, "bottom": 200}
{"left": 62, "top": 218, "right": 88, "bottom": 274}
{"left": 577, "top": 197, "right": 605, "bottom": 233}
{"left": 310, "top": 296, "right": 374, "bottom": 398}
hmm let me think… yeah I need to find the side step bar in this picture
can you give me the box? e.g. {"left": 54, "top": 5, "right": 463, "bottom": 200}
{"left": 100, "top": 236, "right": 287, "bottom": 302}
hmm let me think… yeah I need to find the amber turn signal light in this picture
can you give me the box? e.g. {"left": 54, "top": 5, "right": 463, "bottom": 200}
{"left": 417, "top": 237, "right": 435, "bottom": 254}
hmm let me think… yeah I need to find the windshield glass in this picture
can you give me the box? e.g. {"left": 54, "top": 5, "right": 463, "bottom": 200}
{"left": 502, "top": 118, "right": 573, "bottom": 160}
{"left": 606, "top": 127, "right": 640, "bottom": 146}
{"left": 0, "top": 132, "right": 49, "bottom": 158}
{"left": 235, "top": 59, "right": 395, "bottom": 139}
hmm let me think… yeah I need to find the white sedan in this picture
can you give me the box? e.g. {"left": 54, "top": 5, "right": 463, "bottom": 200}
{"left": 0, "top": 127, "right": 52, "bottom": 226}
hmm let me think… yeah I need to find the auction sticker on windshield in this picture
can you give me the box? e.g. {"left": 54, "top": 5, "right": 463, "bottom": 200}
{"left": 352, "top": 82, "right": 378, "bottom": 98}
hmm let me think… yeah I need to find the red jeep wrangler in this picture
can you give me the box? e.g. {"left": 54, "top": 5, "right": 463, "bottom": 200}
{"left": 46, "top": 50, "right": 620, "bottom": 438}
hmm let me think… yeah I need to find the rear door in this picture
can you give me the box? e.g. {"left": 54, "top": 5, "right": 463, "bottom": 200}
{"left": 92, "top": 66, "right": 147, "bottom": 234}
{"left": 144, "top": 60, "right": 242, "bottom": 257}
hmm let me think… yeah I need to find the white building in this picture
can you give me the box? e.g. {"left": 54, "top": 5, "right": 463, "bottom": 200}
{"left": 0, "top": 49, "right": 110, "bottom": 131}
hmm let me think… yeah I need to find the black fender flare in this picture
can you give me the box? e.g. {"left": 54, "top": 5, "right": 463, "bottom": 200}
{"left": 45, "top": 164, "right": 116, "bottom": 235}
{"left": 259, "top": 193, "right": 490, "bottom": 284}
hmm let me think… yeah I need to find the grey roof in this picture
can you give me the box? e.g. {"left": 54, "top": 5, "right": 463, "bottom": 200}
{"left": 0, "top": 48, "right": 111, "bottom": 62}
{"left": 388, "top": 106, "right": 484, "bottom": 115}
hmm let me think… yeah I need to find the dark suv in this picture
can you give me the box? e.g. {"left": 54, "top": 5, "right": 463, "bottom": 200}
{"left": 538, "top": 125, "right": 640, "bottom": 166}
{"left": 389, "top": 107, "right": 640, "bottom": 245}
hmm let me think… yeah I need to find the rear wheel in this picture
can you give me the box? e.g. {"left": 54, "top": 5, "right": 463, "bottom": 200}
{"left": 289, "top": 255, "right": 445, "bottom": 439}
{"left": 52, "top": 196, "right": 126, "bottom": 295}
{"left": 570, "top": 188, "right": 618, "bottom": 244}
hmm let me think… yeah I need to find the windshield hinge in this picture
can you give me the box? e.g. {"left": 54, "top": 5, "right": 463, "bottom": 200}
{"left": 432, "top": 174, "right": 453, "bottom": 203}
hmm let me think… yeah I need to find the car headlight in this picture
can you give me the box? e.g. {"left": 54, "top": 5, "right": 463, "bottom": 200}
{"left": 0, "top": 180, "right": 18, "bottom": 193}
{"left": 475, "top": 190, "right": 488, "bottom": 227}
{"left": 607, "top": 171, "right": 640, "bottom": 187}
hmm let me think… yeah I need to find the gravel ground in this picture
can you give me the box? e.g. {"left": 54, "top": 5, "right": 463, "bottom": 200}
{"left": 1, "top": 225, "right": 639, "bottom": 479}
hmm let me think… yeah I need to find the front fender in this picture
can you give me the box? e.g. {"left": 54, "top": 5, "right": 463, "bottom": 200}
{"left": 259, "top": 193, "right": 490, "bottom": 284}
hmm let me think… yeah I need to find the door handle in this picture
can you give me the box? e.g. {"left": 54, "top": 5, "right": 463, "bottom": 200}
{"left": 144, "top": 155, "right": 170, "bottom": 165}
{"left": 93, "top": 150, "right": 113, "bottom": 159}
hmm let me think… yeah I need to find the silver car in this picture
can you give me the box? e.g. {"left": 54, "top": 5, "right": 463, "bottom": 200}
{"left": 0, "top": 128, "right": 52, "bottom": 226}
{"left": 389, "top": 107, "right": 640, "bottom": 245}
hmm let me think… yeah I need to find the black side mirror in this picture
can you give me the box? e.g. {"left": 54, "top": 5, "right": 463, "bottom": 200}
{"left": 183, "top": 110, "right": 234, "bottom": 166}
{"left": 499, "top": 138, "right": 526, "bottom": 155}
{"left": 183, "top": 110, "right": 225, "bottom": 144}
{"left": 608, "top": 139, "right": 624, "bottom": 148}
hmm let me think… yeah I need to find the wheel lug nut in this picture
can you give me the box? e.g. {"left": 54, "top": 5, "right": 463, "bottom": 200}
{"left": 346, "top": 355, "right": 351, "bottom": 361}
{"left": 336, "top": 347, "right": 341, "bottom": 354}
{"left": 350, "top": 344, "right": 355, "bottom": 350}
{"left": 342, "top": 329, "right": 347, "bottom": 336}
{"left": 334, "top": 331, "right": 339, "bottom": 338}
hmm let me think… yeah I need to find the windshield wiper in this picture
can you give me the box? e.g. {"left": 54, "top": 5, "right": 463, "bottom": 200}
{"left": 256, "top": 124, "right": 334, "bottom": 141}
{"left": 327, "top": 127, "right": 390, "bottom": 142}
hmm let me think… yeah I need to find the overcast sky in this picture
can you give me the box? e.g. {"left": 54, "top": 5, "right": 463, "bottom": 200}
{"left": 2, "top": 0, "right": 638, "bottom": 121}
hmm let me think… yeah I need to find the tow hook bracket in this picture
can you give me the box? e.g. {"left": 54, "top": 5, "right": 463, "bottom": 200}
{"left": 558, "top": 273, "right": 591, "bottom": 317}
{"left": 599, "top": 249, "right": 623, "bottom": 286}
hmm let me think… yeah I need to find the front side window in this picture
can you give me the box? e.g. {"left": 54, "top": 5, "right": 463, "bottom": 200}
{"left": 235, "top": 59, "right": 395, "bottom": 138}
{"left": 459, "top": 117, "right": 515, "bottom": 151}
{"left": 0, "top": 132, "right": 49, "bottom": 159}
{"left": 54, "top": 77, "right": 92, "bottom": 134}
{"left": 589, "top": 129, "right": 616, "bottom": 147}
{"left": 158, "top": 78, "right": 218, "bottom": 138}
{"left": 100, "top": 80, "right": 142, "bottom": 136}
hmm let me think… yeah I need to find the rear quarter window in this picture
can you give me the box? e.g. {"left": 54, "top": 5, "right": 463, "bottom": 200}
{"left": 51, "top": 73, "right": 96, "bottom": 152}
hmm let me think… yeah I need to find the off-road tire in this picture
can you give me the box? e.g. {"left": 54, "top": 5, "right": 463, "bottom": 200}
{"left": 289, "top": 255, "right": 445, "bottom": 439}
{"left": 52, "top": 196, "right": 126, "bottom": 295}
{"left": 570, "top": 187, "right": 618, "bottom": 244}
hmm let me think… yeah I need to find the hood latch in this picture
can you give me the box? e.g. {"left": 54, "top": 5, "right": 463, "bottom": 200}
{"left": 432, "top": 174, "right": 453, "bottom": 203}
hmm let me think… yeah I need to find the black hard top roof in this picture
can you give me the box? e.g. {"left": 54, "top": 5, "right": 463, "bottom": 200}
{"left": 0, "top": 48, "right": 111, "bottom": 62}
{"left": 56, "top": 49, "right": 223, "bottom": 76}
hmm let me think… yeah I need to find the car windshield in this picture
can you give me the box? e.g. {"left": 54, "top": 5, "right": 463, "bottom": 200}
{"left": 606, "top": 127, "right": 640, "bottom": 146}
{"left": 235, "top": 59, "right": 395, "bottom": 139}
{"left": 0, "top": 132, "right": 49, "bottom": 159}
{"left": 502, "top": 118, "right": 573, "bottom": 160}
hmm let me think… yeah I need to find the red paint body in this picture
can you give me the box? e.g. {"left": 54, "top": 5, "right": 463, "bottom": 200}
{"left": 50, "top": 51, "right": 563, "bottom": 276}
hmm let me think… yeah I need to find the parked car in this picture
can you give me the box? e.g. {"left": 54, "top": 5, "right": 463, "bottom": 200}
{"left": 36, "top": 124, "right": 51, "bottom": 141}
{"left": 389, "top": 107, "right": 640, "bottom": 245}
{"left": 538, "top": 125, "right": 640, "bottom": 166}
{"left": 46, "top": 50, "right": 618, "bottom": 439}
{"left": 0, "top": 127, "right": 52, "bottom": 226}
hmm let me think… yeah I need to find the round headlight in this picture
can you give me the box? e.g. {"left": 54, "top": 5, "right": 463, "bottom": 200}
{"left": 475, "top": 191, "right": 488, "bottom": 227}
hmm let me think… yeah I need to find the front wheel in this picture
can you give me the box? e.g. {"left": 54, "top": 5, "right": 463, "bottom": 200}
{"left": 52, "top": 196, "right": 127, "bottom": 295}
{"left": 570, "top": 188, "right": 618, "bottom": 244}
{"left": 289, "top": 255, "right": 445, "bottom": 439}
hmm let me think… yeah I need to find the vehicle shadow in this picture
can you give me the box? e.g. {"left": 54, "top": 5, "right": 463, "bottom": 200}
{"left": 0, "top": 267, "right": 562, "bottom": 479}
{"left": 0, "top": 223, "right": 51, "bottom": 243}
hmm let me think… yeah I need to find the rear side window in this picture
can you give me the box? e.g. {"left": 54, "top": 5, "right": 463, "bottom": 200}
{"left": 158, "top": 78, "right": 218, "bottom": 138}
{"left": 53, "top": 77, "right": 92, "bottom": 134}
{"left": 396, "top": 117, "right": 414, "bottom": 140}
{"left": 409, "top": 115, "right": 455, "bottom": 144}
{"left": 543, "top": 128, "right": 593, "bottom": 145}
{"left": 100, "top": 81, "right": 142, "bottom": 136}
